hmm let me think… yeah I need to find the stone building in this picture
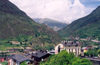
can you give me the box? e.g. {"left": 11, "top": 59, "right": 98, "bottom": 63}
{"left": 55, "top": 41, "right": 81, "bottom": 56}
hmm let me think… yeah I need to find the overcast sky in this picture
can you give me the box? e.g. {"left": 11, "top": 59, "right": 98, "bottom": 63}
{"left": 10, "top": 0, "right": 100, "bottom": 24}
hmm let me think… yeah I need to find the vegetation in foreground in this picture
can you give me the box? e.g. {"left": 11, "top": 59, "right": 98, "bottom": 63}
{"left": 40, "top": 50, "right": 92, "bottom": 65}
{"left": 20, "top": 61, "right": 27, "bottom": 65}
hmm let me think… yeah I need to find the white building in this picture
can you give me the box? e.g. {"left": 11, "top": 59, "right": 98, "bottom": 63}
{"left": 55, "top": 41, "right": 81, "bottom": 56}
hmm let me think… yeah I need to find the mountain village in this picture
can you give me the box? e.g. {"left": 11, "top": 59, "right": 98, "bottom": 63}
{"left": 0, "top": 39, "right": 100, "bottom": 65}
{"left": 0, "top": 0, "right": 100, "bottom": 65}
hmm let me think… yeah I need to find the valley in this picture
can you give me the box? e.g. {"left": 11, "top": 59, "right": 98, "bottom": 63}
{"left": 0, "top": 0, "right": 100, "bottom": 65}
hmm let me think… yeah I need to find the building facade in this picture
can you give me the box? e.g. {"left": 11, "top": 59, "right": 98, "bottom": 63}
{"left": 55, "top": 41, "right": 81, "bottom": 56}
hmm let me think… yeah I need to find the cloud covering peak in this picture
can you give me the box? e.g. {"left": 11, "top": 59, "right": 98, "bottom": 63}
{"left": 10, "top": 0, "right": 94, "bottom": 24}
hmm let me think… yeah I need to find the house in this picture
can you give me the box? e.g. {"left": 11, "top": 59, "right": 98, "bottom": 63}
{"left": 31, "top": 50, "right": 51, "bottom": 62}
{"left": 22, "top": 50, "right": 51, "bottom": 65}
{"left": 29, "top": 50, "right": 51, "bottom": 65}
{"left": 91, "top": 40, "right": 100, "bottom": 43}
{"left": 24, "top": 47, "right": 33, "bottom": 53}
{"left": 10, "top": 41, "right": 20, "bottom": 45}
{"left": 82, "top": 46, "right": 96, "bottom": 53}
{"left": 8, "top": 50, "right": 51, "bottom": 65}
{"left": 55, "top": 41, "right": 82, "bottom": 56}
{"left": 82, "top": 47, "right": 88, "bottom": 53}
{"left": 8, "top": 54, "right": 30, "bottom": 65}
{"left": 24, "top": 49, "right": 33, "bottom": 53}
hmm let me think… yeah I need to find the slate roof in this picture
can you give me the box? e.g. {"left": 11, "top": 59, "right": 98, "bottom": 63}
{"left": 11, "top": 54, "right": 29, "bottom": 63}
{"left": 62, "top": 41, "right": 81, "bottom": 47}
{"left": 32, "top": 51, "right": 49, "bottom": 58}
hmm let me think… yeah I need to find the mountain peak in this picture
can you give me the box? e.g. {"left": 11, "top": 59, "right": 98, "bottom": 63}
{"left": 34, "top": 18, "right": 67, "bottom": 31}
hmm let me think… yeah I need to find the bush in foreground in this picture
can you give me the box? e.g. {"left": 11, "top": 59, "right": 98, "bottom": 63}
{"left": 40, "top": 50, "right": 92, "bottom": 65}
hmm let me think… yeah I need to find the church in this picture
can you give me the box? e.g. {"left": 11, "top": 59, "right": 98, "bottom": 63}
{"left": 55, "top": 41, "right": 82, "bottom": 56}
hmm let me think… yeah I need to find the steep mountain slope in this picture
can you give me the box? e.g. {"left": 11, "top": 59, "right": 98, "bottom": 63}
{"left": 59, "top": 6, "right": 100, "bottom": 39}
{"left": 34, "top": 18, "right": 67, "bottom": 31}
{"left": 0, "top": 0, "right": 27, "bottom": 16}
{"left": 0, "top": 0, "right": 60, "bottom": 44}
